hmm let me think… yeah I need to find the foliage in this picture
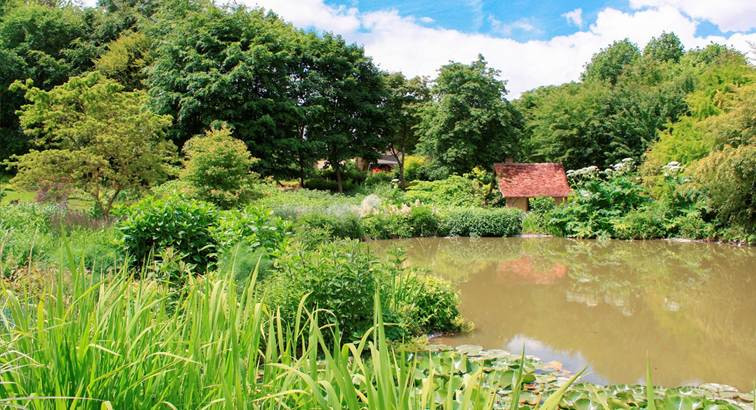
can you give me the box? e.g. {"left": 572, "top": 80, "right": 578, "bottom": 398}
{"left": 642, "top": 61, "right": 754, "bottom": 174}
{"left": 403, "top": 154, "right": 430, "bottom": 181}
{"left": 405, "top": 175, "right": 485, "bottom": 207}
{"left": 417, "top": 55, "right": 522, "bottom": 175}
{"left": 643, "top": 32, "right": 684, "bottom": 63}
{"left": 438, "top": 207, "right": 523, "bottom": 237}
{"left": 383, "top": 72, "right": 430, "bottom": 185}
{"left": 688, "top": 145, "right": 755, "bottom": 235}
{"left": 397, "top": 274, "right": 464, "bottom": 335}
{"left": 181, "top": 125, "right": 259, "bottom": 209}
{"left": 263, "top": 239, "right": 378, "bottom": 341}
{"left": 148, "top": 6, "right": 387, "bottom": 187}
{"left": 9, "top": 72, "right": 175, "bottom": 217}
{"left": 95, "top": 30, "right": 151, "bottom": 90}
{"left": 582, "top": 39, "right": 640, "bottom": 85}
{"left": 299, "top": 211, "right": 364, "bottom": 239}
{"left": 116, "top": 195, "right": 218, "bottom": 272}
{"left": 211, "top": 206, "right": 291, "bottom": 253}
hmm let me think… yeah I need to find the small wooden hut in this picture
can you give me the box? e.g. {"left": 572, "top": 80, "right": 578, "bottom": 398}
{"left": 493, "top": 162, "right": 571, "bottom": 211}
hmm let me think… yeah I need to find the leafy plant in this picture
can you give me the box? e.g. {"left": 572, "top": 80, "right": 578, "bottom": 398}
{"left": 180, "top": 125, "right": 260, "bottom": 209}
{"left": 116, "top": 195, "right": 218, "bottom": 271}
{"left": 439, "top": 207, "right": 523, "bottom": 237}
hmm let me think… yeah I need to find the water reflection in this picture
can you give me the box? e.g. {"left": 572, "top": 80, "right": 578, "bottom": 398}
{"left": 368, "top": 237, "right": 756, "bottom": 390}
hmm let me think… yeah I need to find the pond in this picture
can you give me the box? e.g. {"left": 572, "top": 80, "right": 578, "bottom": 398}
{"left": 368, "top": 237, "right": 756, "bottom": 391}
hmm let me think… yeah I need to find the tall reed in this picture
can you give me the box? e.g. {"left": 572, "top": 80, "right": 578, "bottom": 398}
{"left": 0, "top": 258, "right": 579, "bottom": 409}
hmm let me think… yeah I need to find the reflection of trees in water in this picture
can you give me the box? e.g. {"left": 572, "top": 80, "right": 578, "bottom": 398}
{"left": 369, "top": 238, "right": 756, "bottom": 388}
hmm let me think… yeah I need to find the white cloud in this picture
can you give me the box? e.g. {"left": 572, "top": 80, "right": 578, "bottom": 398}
{"left": 629, "top": 0, "right": 756, "bottom": 32}
{"left": 419, "top": 16, "right": 434, "bottom": 24}
{"left": 467, "top": 0, "right": 485, "bottom": 31}
{"left": 249, "top": 1, "right": 755, "bottom": 97}
{"left": 488, "top": 16, "right": 541, "bottom": 36}
{"left": 562, "top": 8, "right": 583, "bottom": 27}
{"left": 250, "top": 0, "right": 360, "bottom": 33}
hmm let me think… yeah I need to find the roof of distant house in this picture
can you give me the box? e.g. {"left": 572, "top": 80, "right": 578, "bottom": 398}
{"left": 494, "top": 162, "right": 571, "bottom": 198}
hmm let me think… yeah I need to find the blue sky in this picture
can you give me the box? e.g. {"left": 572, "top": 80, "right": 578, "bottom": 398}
{"left": 323, "top": 0, "right": 739, "bottom": 39}
{"left": 254, "top": 0, "right": 756, "bottom": 95}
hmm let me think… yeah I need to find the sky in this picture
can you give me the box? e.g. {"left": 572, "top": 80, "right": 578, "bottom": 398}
{"left": 242, "top": 0, "right": 756, "bottom": 96}
{"left": 75, "top": 0, "right": 756, "bottom": 97}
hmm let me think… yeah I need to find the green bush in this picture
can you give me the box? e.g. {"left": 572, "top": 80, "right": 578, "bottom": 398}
{"left": 180, "top": 126, "right": 260, "bottom": 209}
{"left": 439, "top": 207, "right": 523, "bottom": 237}
{"left": 611, "top": 205, "right": 668, "bottom": 240}
{"left": 116, "top": 196, "right": 218, "bottom": 271}
{"left": 298, "top": 211, "right": 363, "bottom": 239}
{"left": 364, "top": 171, "right": 395, "bottom": 186}
{"left": 304, "top": 176, "right": 356, "bottom": 192}
{"left": 405, "top": 175, "right": 483, "bottom": 207}
{"left": 408, "top": 206, "right": 439, "bottom": 237}
{"left": 212, "top": 206, "right": 291, "bottom": 252}
{"left": 263, "top": 240, "right": 377, "bottom": 341}
{"left": 397, "top": 274, "right": 464, "bottom": 335}
{"left": 361, "top": 212, "right": 412, "bottom": 239}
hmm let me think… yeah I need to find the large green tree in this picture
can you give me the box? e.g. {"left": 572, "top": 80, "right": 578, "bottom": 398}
{"left": 416, "top": 56, "right": 522, "bottom": 175}
{"left": 9, "top": 72, "right": 175, "bottom": 217}
{"left": 147, "top": 6, "right": 307, "bottom": 179}
{"left": 643, "top": 32, "right": 684, "bottom": 63}
{"left": 303, "top": 33, "right": 388, "bottom": 192}
{"left": 382, "top": 73, "right": 430, "bottom": 186}
{"left": 582, "top": 39, "right": 640, "bottom": 85}
{"left": 0, "top": 0, "right": 154, "bottom": 163}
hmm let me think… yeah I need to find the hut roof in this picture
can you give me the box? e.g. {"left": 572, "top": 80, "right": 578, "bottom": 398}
{"left": 493, "top": 163, "right": 571, "bottom": 198}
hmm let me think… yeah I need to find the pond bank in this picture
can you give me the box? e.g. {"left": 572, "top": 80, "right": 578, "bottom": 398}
{"left": 417, "top": 343, "right": 754, "bottom": 409}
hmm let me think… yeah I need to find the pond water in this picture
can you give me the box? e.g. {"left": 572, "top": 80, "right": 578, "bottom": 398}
{"left": 368, "top": 237, "right": 756, "bottom": 390}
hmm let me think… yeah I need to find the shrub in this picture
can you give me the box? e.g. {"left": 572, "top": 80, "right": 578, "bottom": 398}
{"left": 212, "top": 206, "right": 291, "bottom": 252}
{"left": 439, "top": 207, "right": 523, "bottom": 237}
{"left": 181, "top": 125, "right": 259, "bottom": 209}
{"left": 407, "top": 206, "right": 439, "bottom": 237}
{"left": 688, "top": 145, "right": 755, "bottom": 233}
{"left": 522, "top": 197, "right": 558, "bottom": 234}
{"left": 403, "top": 155, "right": 429, "bottom": 181}
{"left": 117, "top": 196, "right": 218, "bottom": 271}
{"left": 611, "top": 205, "right": 668, "bottom": 240}
{"left": 396, "top": 274, "right": 464, "bottom": 335}
{"left": 304, "top": 176, "right": 356, "bottom": 192}
{"left": 361, "top": 212, "right": 412, "bottom": 239}
{"left": 263, "top": 240, "right": 377, "bottom": 341}
{"left": 298, "top": 212, "right": 363, "bottom": 239}
{"left": 364, "top": 171, "right": 394, "bottom": 187}
{"left": 405, "top": 175, "right": 483, "bottom": 207}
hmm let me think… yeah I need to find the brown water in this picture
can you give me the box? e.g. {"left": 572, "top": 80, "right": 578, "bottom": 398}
{"left": 368, "top": 237, "right": 756, "bottom": 390}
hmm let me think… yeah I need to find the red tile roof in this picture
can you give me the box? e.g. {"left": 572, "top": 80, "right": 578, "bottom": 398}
{"left": 494, "top": 163, "right": 571, "bottom": 198}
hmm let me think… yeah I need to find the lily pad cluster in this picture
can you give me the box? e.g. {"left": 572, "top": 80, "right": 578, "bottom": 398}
{"left": 407, "top": 344, "right": 754, "bottom": 410}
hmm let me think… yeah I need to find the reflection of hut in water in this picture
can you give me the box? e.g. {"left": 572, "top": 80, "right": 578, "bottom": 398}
{"left": 494, "top": 161, "right": 571, "bottom": 211}
{"left": 495, "top": 256, "right": 568, "bottom": 284}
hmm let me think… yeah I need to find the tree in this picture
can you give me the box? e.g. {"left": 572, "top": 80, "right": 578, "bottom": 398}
{"left": 582, "top": 39, "right": 640, "bottom": 85}
{"left": 0, "top": 3, "right": 92, "bottom": 162}
{"left": 95, "top": 30, "right": 151, "bottom": 90}
{"left": 9, "top": 72, "right": 175, "bottom": 217}
{"left": 643, "top": 32, "right": 684, "bottom": 63}
{"left": 0, "top": 1, "right": 152, "bottom": 162}
{"left": 147, "top": 6, "right": 304, "bottom": 178}
{"left": 181, "top": 125, "right": 259, "bottom": 209}
{"left": 302, "top": 33, "right": 388, "bottom": 192}
{"left": 518, "top": 81, "right": 613, "bottom": 170}
{"left": 382, "top": 72, "right": 430, "bottom": 186}
{"left": 416, "top": 55, "right": 522, "bottom": 175}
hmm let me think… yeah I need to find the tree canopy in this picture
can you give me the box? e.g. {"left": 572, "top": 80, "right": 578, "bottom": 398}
{"left": 417, "top": 56, "right": 522, "bottom": 175}
{"left": 9, "top": 72, "right": 175, "bottom": 217}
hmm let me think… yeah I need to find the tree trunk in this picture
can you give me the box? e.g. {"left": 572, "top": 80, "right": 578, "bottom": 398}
{"left": 335, "top": 164, "right": 343, "bottom": 193}
{"left": 389, "top": 145, "right": 405, "bottom": 188}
